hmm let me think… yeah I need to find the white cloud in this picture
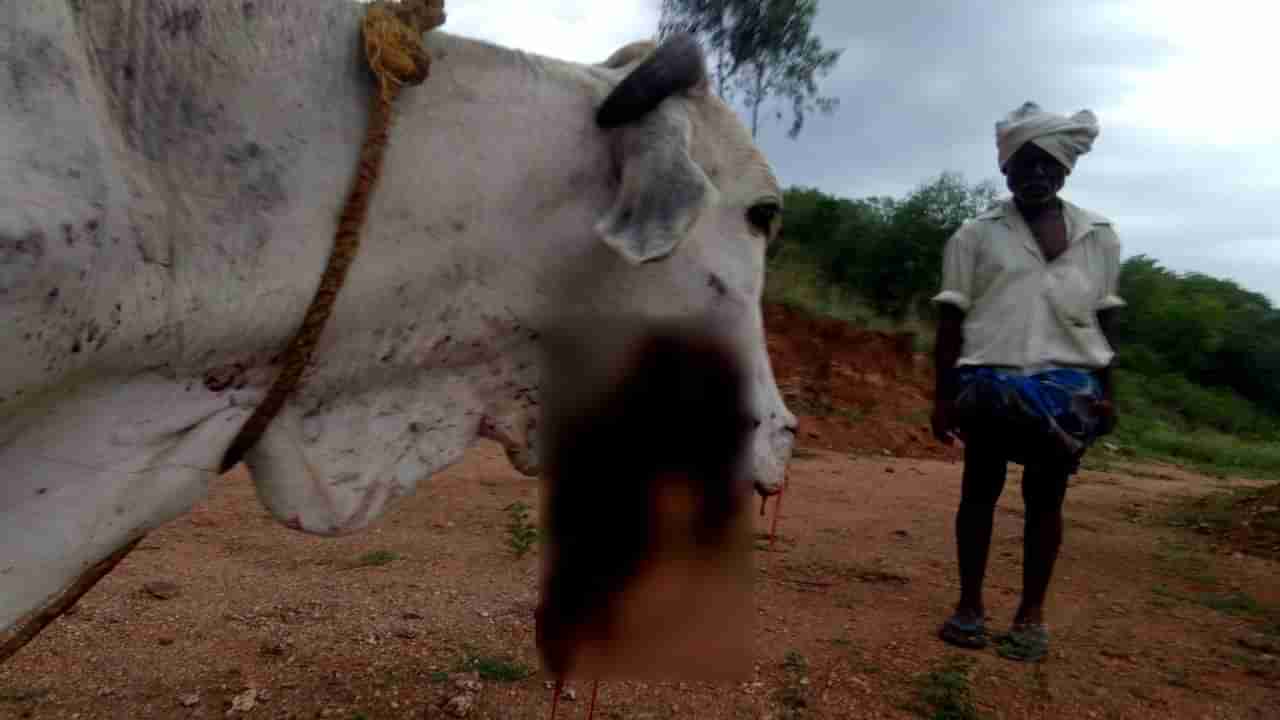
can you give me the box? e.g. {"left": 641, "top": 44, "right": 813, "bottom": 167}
{"left": 1097, "top": 0, "right": 1280, "bottom": 148}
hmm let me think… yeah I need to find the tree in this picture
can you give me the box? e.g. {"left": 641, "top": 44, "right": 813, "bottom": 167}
{"left": 658, "top": 0, "right": 739, "bottom": 99}
{"left": 728, "top": 0, "right": 842, "bottom": 138}
{"left": 852, "top": 172, "right": 998, "bottom": 322}
{"left": 659, "top": 0, "right": 842, "bottom": 139}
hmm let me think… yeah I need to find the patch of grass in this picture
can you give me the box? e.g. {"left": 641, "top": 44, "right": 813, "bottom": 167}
{"left": 1109, "top": 374, "right": 1280, "bottom": 479}
{"left": 1149, "top": 584, "right": 1181, "bottom": 610}
{"left": 772, "top": 651, "right": 810, "bottom": 718}
{"left": 765, "top": 253, "right": 875, "bottom": 328}
{"left": 1231, "top": 651, "right": 1280, "bottom": 679}
{"left": 456, "top": 653, "right": 534, "bottom": 682}
{"left": 427, "top": 671, "right": 450, "bottom": 684}
{"left": 834, "top": 406, "right": 870, "bottom": 423}
{"left": 1152, "top": 539, "right": 1217, "bottom": 586}
{"left": 899, "top": 409, "right": 931, "bottom": 426}
{"left": 783, "top": 650, "right": 808, "bottom": 674}
{"left": 355, "top": 550, "right": 399, "bottom": 568}
{"left": 0, "top": 687, "right": 49, "bottom": 703}
{"left": 912, "top": 656, "right": 987, "bottom": 720}
{"left": 1167, "top": 490, "right": 1254, "bottom": 533}
{"left": 1166, "top": 484, "right": 1280, "bottom": 561}
{"left": 1198, "top": 591, "right": 1263, "bottom": 617}
{"left": 1166, "top": 667, "right": 1193, "bottom": 689}
{"left": 503, "top": 501, "right": 540, "bottom": 558}
{"left": 791, "top": 558, "right": 910, "bottom": 586}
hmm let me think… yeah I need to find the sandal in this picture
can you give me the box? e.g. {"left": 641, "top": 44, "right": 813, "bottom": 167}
{"left": 938, "top": 615, "right": 988, "bottom": 649}
{"left": 995, "top": 623, "right": 1050, "bottom": 662}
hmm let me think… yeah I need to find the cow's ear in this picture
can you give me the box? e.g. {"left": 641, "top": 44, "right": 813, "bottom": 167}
{"left": 594, "top": 32, "right": 717, "bottom": 265}
{"left": 596, "top": 108, "right": 719, "bottom": 265}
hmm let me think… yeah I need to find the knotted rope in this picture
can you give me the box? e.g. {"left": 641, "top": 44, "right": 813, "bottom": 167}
{"left": 1, "top": 1, "right": 446, "bottom": 666}
{"left": 221, "top": 0, "right": 446, "bottom": 471}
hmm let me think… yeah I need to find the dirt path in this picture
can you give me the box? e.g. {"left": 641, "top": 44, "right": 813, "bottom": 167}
{"left": 3, "top": 441, "right": 1277, "bottom": 720}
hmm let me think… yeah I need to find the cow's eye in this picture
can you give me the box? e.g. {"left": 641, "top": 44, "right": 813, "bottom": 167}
{"left": 746, "top": 202, "right": 780, "bottom": 236}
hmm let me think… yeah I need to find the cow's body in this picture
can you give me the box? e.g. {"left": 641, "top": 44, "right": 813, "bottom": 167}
{"left": 0, "top": 1, "right": 796, "bottom": 638}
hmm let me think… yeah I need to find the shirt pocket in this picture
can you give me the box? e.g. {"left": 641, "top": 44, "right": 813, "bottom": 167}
{"left": 1044, "top": 265, "right": 1097, "bottom": 331}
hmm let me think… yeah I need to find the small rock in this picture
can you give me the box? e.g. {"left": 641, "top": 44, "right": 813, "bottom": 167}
{"left": 477, "top": 610, "right": 490, "bottom": 618}
{"left": 884, "top": 467, "right": 895, "bottom": 474}
{"left": 892, "top": 530, "right": 910, "bottom": 539}
{"left": 561, "top": 687, "right": 578, "bottom": 701}
{"left": 159, "top": 636, "right": 176, "bottom": 646}
{"left": 143, "top": 580, "right": 181, "bottom": 600}
{"left": 260, "top": 641, "right": 286, "bottom": 657}
{"left": 178, "top": 693, "right": 200, "bottom": 708}
{"left": 1261, "top": 505, "right": 1279, "bottom": 514}
{"left": 402, "top": 610, "right": 425, "bottom": 621}
{"left": 444, "top": 694, "right": 474, "bottom": 717}
{"left": 394, "top": 627, "right": 418, "bottom": 640}
{"left": 453, "top": 673, "right": 483, "bottom": 694}
{"left": 98, "top": 687, "right": 116, "bottom": 697}
{"left": 227, "top": 688, "right": 258, "bottom": 715}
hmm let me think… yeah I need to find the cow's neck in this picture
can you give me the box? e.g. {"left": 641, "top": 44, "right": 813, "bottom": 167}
{"left": 82, "top": 4, "right": 612, "bottom": 366}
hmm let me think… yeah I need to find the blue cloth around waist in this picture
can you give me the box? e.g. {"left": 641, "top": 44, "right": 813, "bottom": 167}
{"left": 951, "top": 366, "right": 1104, "bottom": 465}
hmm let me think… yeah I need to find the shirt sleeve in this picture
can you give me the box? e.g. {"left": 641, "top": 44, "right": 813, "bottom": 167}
{"left": 932, "top": 225, "right": 974, "bottom": 312}
{"left": 1096, "top": 226, "right": 1126, "bottom": 311}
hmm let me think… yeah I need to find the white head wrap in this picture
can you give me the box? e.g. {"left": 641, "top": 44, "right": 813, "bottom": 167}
{"left": 996, "top": 101, "right": 1100, "bottom": 174}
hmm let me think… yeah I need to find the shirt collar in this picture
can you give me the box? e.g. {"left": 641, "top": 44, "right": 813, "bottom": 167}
{"left": 980, "top": 197, "right": 1111, "bottom": 257}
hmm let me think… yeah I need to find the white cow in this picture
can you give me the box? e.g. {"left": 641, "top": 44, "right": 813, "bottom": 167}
{"left": 0, "top": 1, "right": 797, "bottom": 644}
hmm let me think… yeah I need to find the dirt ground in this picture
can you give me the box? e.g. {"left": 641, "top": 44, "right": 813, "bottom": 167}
{"left": 3, "top": 305, "right": 1279, "bottom": 719}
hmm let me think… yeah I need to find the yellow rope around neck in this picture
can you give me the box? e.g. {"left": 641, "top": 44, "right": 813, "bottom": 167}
{"left": 221, "top": 0, "right": 445, "bottom": 471}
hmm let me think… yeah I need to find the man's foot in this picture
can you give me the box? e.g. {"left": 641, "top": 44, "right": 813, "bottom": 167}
{"left": 995, "top": 622, "right": 1049, "bottom": 662}
{"left": 938, "top": 614, "right": 988, "bottom": 650}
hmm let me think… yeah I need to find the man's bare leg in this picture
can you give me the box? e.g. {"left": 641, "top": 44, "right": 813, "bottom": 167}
{"left": 1014, "top": 461, "right": 1070, "bottom": 627}
{"left": 955, "top": 439, "right": 1007, "bottom": 619}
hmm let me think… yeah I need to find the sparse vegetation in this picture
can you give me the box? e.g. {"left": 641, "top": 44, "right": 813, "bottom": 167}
{"left": 1197, "top": 591, "right": 1264, "bottom": 617}
{"left": 0, "top": 687, "right": 48, "bottom": 703}
{"left": 911, "top": 656, "right": 987, "bottom": 720}
{"left": 1152, "top": 539, "right": 1216, "bottom": 586}
{"left": 455, "top": 652, "right": 534, "bottom": 683}
{"left": 772, "top": 651, "right": 811, "bottom": 718}
{"left": 503, "top": 501, "right": 540, "bottom": 558}
{"left": 1165, "top": 485, "right": 1280, "bottom": 561}
{"left": 354, "top": 550, "right": 399, "bottom": 568}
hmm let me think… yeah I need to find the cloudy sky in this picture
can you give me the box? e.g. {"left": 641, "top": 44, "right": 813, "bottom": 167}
{"left": 438, "top": 0, "right": 1280, "bottom": 302}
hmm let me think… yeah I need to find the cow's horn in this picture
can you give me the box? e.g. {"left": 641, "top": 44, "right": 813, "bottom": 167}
{"left": 596, "top": 32, "right": 706, "bottom": 129}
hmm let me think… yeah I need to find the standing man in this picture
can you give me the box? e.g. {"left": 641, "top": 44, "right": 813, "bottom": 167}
{"left": 931, "top": 102, "right": 1124, "bottom": 661}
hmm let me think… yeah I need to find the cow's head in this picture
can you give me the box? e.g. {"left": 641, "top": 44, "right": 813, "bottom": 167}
{"left": 584, "top": 33, "right": 798, "bottom": 496}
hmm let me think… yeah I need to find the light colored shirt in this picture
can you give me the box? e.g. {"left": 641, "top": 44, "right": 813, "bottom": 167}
{"left": 932, "top": 197, "right": 1125, "bottom": 371}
